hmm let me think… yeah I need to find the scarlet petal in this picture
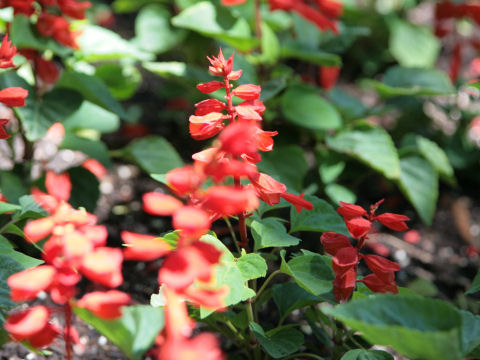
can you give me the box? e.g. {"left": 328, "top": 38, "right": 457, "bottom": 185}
{"left": 232, "top": 84, "right": 261, "bottom": 100}
{"left": 360, "top": 273, "right": 398, "bottom": 294}
{"left": 280, "top": 192, "right": 313, "bottom": 213}
{"left": 0, "top": 118, "right": 9, "bottom": 139}
{"left": 337, "top": 201, "right": 367, "bottom": 220}
{"left": 332, "top": 269, "right": 356, "bottom": 302}
{"left": 320, "top": 232, "right": 352, "bottom": 256}
{"left": 121, "top": 231, "right": 171, "bottom": 261}
{"left": 45, "top": 171, "right": 71, "bottom": 202}
{"left": 182, "top": 286, "right": 229, "bottom": 309}
{"left": 82, "top": 159, "right": 107, "bottom": 179}
{"left": 143, "top": 192, "right": 183, "bottom": 216}
{"left": 161, "top": 332, "right": 225, "bottom": 360}
{"left": 363, "top": 254, "right": 400, "bottom": 282}
{"left": 4, "top": 306, "right": 50, "bottom": 341}
{"left": 166, "top": 166, "right": 204, "bottom": 197}
{"left": 81, "top": 247, "right": 123, "bottom": 287}
{"left": 345, "top": 217, "right": 371, "bottom": 239}
{"left": 219, "top": 122, "right": 258, "bottom": 158}
{"left": 376, "top": 213, "right": 410, "bottom": 232}
{"left": 201, "top": 186, "right": 259, "bottom": 216}
{"left": 8, "top": 265, "right": 56, "bottom": 301}
{"left": 77, "top": 290, "right": 131, "bottom": 319}
{"left": 0, "top": 87, "right": 28, "bottom": 107}
{"left": 24, "top": 217, "right": 55, "bottom": 243}
{"left": 332, "top": 247, "right": 358, "bottom": 277}
{"left": 319, "top": 66, "right": 340, "bottom": 90}
{"left": 28, "top": 322, "right": 60, "bottom": 348}
{"left": 197, "top": 81, "right": 225, "bottom": 94}
{"left": 173, "top": 206, "right": 211, "bottom": 240}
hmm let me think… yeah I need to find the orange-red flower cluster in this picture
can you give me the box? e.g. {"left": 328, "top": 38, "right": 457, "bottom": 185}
{"left": 5, "top": 171, "right": 130, "bottom": 349}
{"left": 321, "top": 200, "right": 409, "bottom": 302}
{"left": 0, "top": 35, "right": 28, "bottom": 139}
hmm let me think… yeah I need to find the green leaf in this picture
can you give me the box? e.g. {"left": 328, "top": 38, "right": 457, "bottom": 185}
{"left": 10, "top": 15, "right": 71, "bottom": 57}
{"left": 57, "top": 71, "right": 129, "bottom": 119}
{"left": 460, "top": 310, "right": 480, "bottom": 356}
{"left": 0, "top": 172, "right": 27, "bottom": 204}
{"left": 323, "top": 294, "right": 463, "bottom": 360}
{"left": 199, "top": 234, "right": 265, "bottom": 317}
{"left": 77, "top": 25, "right": 153, "bottom": 62}
{"left": 113, "top": 0, "right": 168, "bottom": 13}
{"left": 281, "top": 41, "right": 342, "bottom": 66}
{"left": 75, "top": 305, "right": 164, "bottom": 360}
{"left": 67, "top": 167, "right": 100, "bottom": 213}
{"left": 0, "top": 235, "right": 43, "bottom": 269}
{"left": 289, "top": 195, "right": 348, "bottom": 235}
{"left": 237, "top": 252, "right": 267, "bottom": 281}
{"left": 272, "top": 282, "right": 320, "bottom": 321}
{"left": 280, "top": 249, "right": 334, "bottom": 295}
{"left": 281, "top": 85, "right": 342, "bottom": 131}
{"left": 64, "top": 101, "right": 120, "bottom": 133}
{"left": 0, "top": 255, "right": 24, "bottom": 311}
{"left": 364, "top": 66, "right": 455, "bottom": 97}
{"left": 0, "top": 72, "right": 82, "bottom": 141}
{"left": 14, "top": 195, "right": 48, "bottom": 220}
{"left": 341, "top": 349, "right": 394, "bottom": 360}
{"left": 402, "top": 134, "right": 455, "bottom": 184}
{"left": 325, "top": 184, "right": 356, "bottom": 204}
{"left": 122, "top": 136, "right": 183, "bottom": 176}
{"left": 326, "top": 125, "right": 401, "bottom": 180}
{"left": 171, "top": 2, "right": 259, "bottom": 52}
{"left": 260, "top": 22, "right": 280, "bottom": 65}
{"left": 95, "top": 63, "right": 142, "bottom": 101}
{"left": 251, "top": 218, "right": 300, "bottom": 251}
{"left": 249, "top": 322, "right": 304, "bottom": 358}
{"left": 134, "top": 4, "right": 185, "bottom": 54}
{"left": 398, "top": 155, "right": 438, "bottom": 225}
{"left": 389, "top": 19, "right": 440, "bottom": 68}
{"left": 465, "top": 269, "right": 480, "bottom": 295}
{"left": 61, "top": 134, "right": 112, "bottom": 167}
{"left": 258, "top": 145, "right": 308, "bottom": 192}
{"left": 0, "top": 202, "right": 20, "bottom": 214}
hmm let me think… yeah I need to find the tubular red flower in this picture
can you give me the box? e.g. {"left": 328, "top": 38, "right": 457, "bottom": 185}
{"left": 0, "top": 34, "right": 17, "bottom": 69}
{"left": 172, "top": 206, "right": 211, "bottom": 240}
{"left": 201, "top": 186, "right": 259, "bottom": 216}
{"left": 232, "top": 84, "right": 261, "bottom": 100}
{"left": 4, "top": 306, "right": 50, "bottom": 341}
{"left": 337, "top": 201, "right": 367, "bottom": 220}
{"left": 195, "top": 99, "right": 227, "bottom": 116}
{"left": 219, "top": 122, "right": 258, "bottom": 158}
{"left": 332, "top": 269, "right": 356, "bottom": 302}
{"left": 363, "top": 254, "right": 401, "bottom": 283}
{"left": 143, "top": 192, "right": 184, "bottom": 216}
{"left": 375, "top": 213, "right": 410, "bottom": 232}
{"left": 122, "top": 231, "right": 171, "bottom": 261}
{"left": 77, "top": 290, "right": 131, "bottom": 319}
{"left": 0, "top": 119, "right": 10, "bottom": 139}
{"left": 0, "top": 87, "right": 28, "bottom": 107}
{"left": 58, "top": 0, "right": 91, "bottom": 19}
{"left": 320, "top": 232, "right": 352, "bottom": 256}
{"left": 319, "top": 66, "right": 340, "bottom": 90}
{"left": 81, "top": 247, "right": 123, "bottom": 287}
{"left": 280, "top": 192, "right": 314, "bottom": 213}
{"left": 345, "top": 217, "right": 371, "bottom": 239}
{"left": 8, "top": 265, "right": 57, "bottom": 302}
{"left": 197, "top": 81, "right": 225, "bottom": 94}
{"left": 332, "top": 247, "right": 358, "bottom": 277}
{"left": 45, "top": 171, "right": 72, "bottom": 202}
{"left": 360, "top": 273, "right": 398, "bottom": 294}
{"left": 167, "top": 166, "right": 205, "bottom": 196}
{"left": 189, "top": 112, "right": 225, "bottom": 140}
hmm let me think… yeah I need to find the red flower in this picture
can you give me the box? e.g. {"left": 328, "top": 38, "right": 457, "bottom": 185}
{"left": 332, "top": 247, "right": 358, "bottom": 277}
{"left": 319, "top": 66, "right": 340, "bottom": 90}
{"left": 231, "top": 84, "right": 261, "bottom": 100}
{"left": 161, "top": 332, "right": 225, "bottom": 360}
{"left": 189, "top": 112, "right": 226, "bottom": 140}
{"left": 121, "top": 231, "right": 171, "bottom": 261}
{"left": 58, "top": 0, "right": 91, "bottom": 19}
{"left": 363, "top": 254, "right": 401, "bottom": 283}
{"left": 219, "top": 122, "right": 258, "bottom": 158}
{"left": 280, "top": 192, "right": 314, "bottom": 213}
{"left": 200, "top": 186, "right": 259, "bottom": 217}
{"left": 35, "top": 56, "right": 60, "bottom": 85}
{"left": 81, "top": 247, "right": 123, "bottom": 287}
{"left": 337, "top": 201, "right": 367, "bottom": 220}
{"left": 375, "top": 213, "right": 410, "bottom": 232}
{"left": 360, "top": 273, "right": 398, "bottom": 294}
{"left": 0, "top": 119, "right": 9, "bottom": 139}
{"left": 195, "top": 99, "right": 226, "bottom": 116}
{"left": 0, "top": 34, "right": 17, "bottom": 69}
{"left": 206, "top": 48, "right": 233, "bottom": 77}
{"left": 77, "top": 290, "right": 130, "bottom": 319}
{"left": 0, "top": 87, "right": 28, "bottom": 107}
{"left": 332, "top": 269, "right": 356, "bottom": 302}
{"left": 197, "top": 81, "right": 225, "bottom": 94}
{"left": 320, "top": 232, "right": 352, "bottom": 256}
{"left": 167, "top": 166, "right": 205, "bottom": 197}
{"left": 172, "top": 206, "right": 211, "bottom": 241}
{"left": 221, "top": 0, "right": 248, "bottom": 6}
{"left": 8, "top": 265, "right": 57, "bottom": 301}
{"left": 345, "top": 217, "right": 371, "bottom": 239}
{"left": 143, "top": 192, "right": 183, "bottom": 216}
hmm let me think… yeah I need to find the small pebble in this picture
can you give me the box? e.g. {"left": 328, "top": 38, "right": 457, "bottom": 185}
{"left": 98, "top": 336, "right": 108, "bottom": 346}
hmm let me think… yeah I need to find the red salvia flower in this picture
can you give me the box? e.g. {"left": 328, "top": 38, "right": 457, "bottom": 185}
{"left": 77, "top": 290, "right": 130, "bottom": 319}
{"left": 320, "top": 232, "right": 352, "bottom": 256}
{"left": 8, "top": 265, "right": 57, "bottom": 302}
{"left": 0, "top": 119, "right": 10, "bottom": 139}
{"left": 0, "top": 87, "right": 28, "bottom": 107}
{"left": 121, "top": 231, "right": 171, "bottom": 261}
{"left": 0, "top": 34, "right": 17, "bottom": 69}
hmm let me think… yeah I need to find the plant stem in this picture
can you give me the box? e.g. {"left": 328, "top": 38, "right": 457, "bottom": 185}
{"left": 64, "top": 302, "right": 73, "bottom": 360}
{"left": 254, "top": 0, "right": 262, "bottom": 40}
{"left": 224, "top": 217, "right": 242, "bottom": 254}
{"left": 282, "top": 353, "right": 325, "bottom": 360}
{"left": 253, "top": 269, "right": 281, "bottom": 302}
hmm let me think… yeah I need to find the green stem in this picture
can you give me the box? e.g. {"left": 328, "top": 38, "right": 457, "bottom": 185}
{"left": 224, "top": 217, "right": 242, "bottom": 254}
{"left": 0, "top": 218, "right": 19, "bottom": 234}
{"left": 282, "top": 353, "right": 325, "bottom": 360}
{"left": 253, "top": 269, "right": 281, "bottom": 302}
{"left": 345, "top": 330, "right": 366, "bottom": 350}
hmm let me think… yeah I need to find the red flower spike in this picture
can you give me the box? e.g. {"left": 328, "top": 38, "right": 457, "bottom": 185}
{"left": 363, "top": 254, "right": 400, "bottom": 282}
{"left": 194, "top": 99, "right": 227, "bottom": 116}
{"left": 4, "top": 306, "right": 50, "bottom": 341}
{"left": 332, "top": 247, "right": 358, "bottom": 277}
{"left": 173, "top": 206, "right": 211, "bottom": 240}
{"left": 197, "top": 81, "right": 225, "bottom": 94}
{"left": 122, "top": 231, "right": 171, "bottom": 261}
{"left": 280, "top": 192, "right": 314, "bottom": 213}
{"left": 219, "top": 122, "right": 258, "bottom": 158}
{"left": 360, "top": 273, "right": 398, "bottom": 294}
{"left": 345, "top": 217, "right": 371, "bottom": 239}
{"left": 201, "top": 186, "right": 259, "bottom": 217}
{"left": 337, "top": 201, "right": 367, "bottom": 220}
{"left": 0, "top": 87, "right": 28, "bottom": 107}
{"left": 320, "top": 232, "right": 353, "bottom": 256}
{"left": 77, "top": 290, "right": 131, "bottom": 319}
{"left": 0, "top": 34, "right": 17, "bottom": 69}
{"left": 81, "top": 247, "right": 123, "bottom": 287}
{"left": 376, "top": 213, "right": 410, "bottom": 232}
{"left": 231, "top": 84, "right": 261, "bottom": 100}
{"left": 24, "top": 217, "right": 55, "bottom": 243}
{"left": 0, "top": 119, "right": 10, "bottom": 139}
{"left": 166, "top": 166, "right": 205, "bottom": 196}
{"left": 204, "top": 158, "right": 257, "bottom": 183}
{"left": 45, "top": 171, "right": 72, "bottom": 202}
{"left": 159, "top": 242, "right": 222, "bottom": 291}
{"left": 8, "top": 265, "right": 56, "bottom": 302}
{"left": 143, "top": 192, "right": 183, "bottom": 216}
